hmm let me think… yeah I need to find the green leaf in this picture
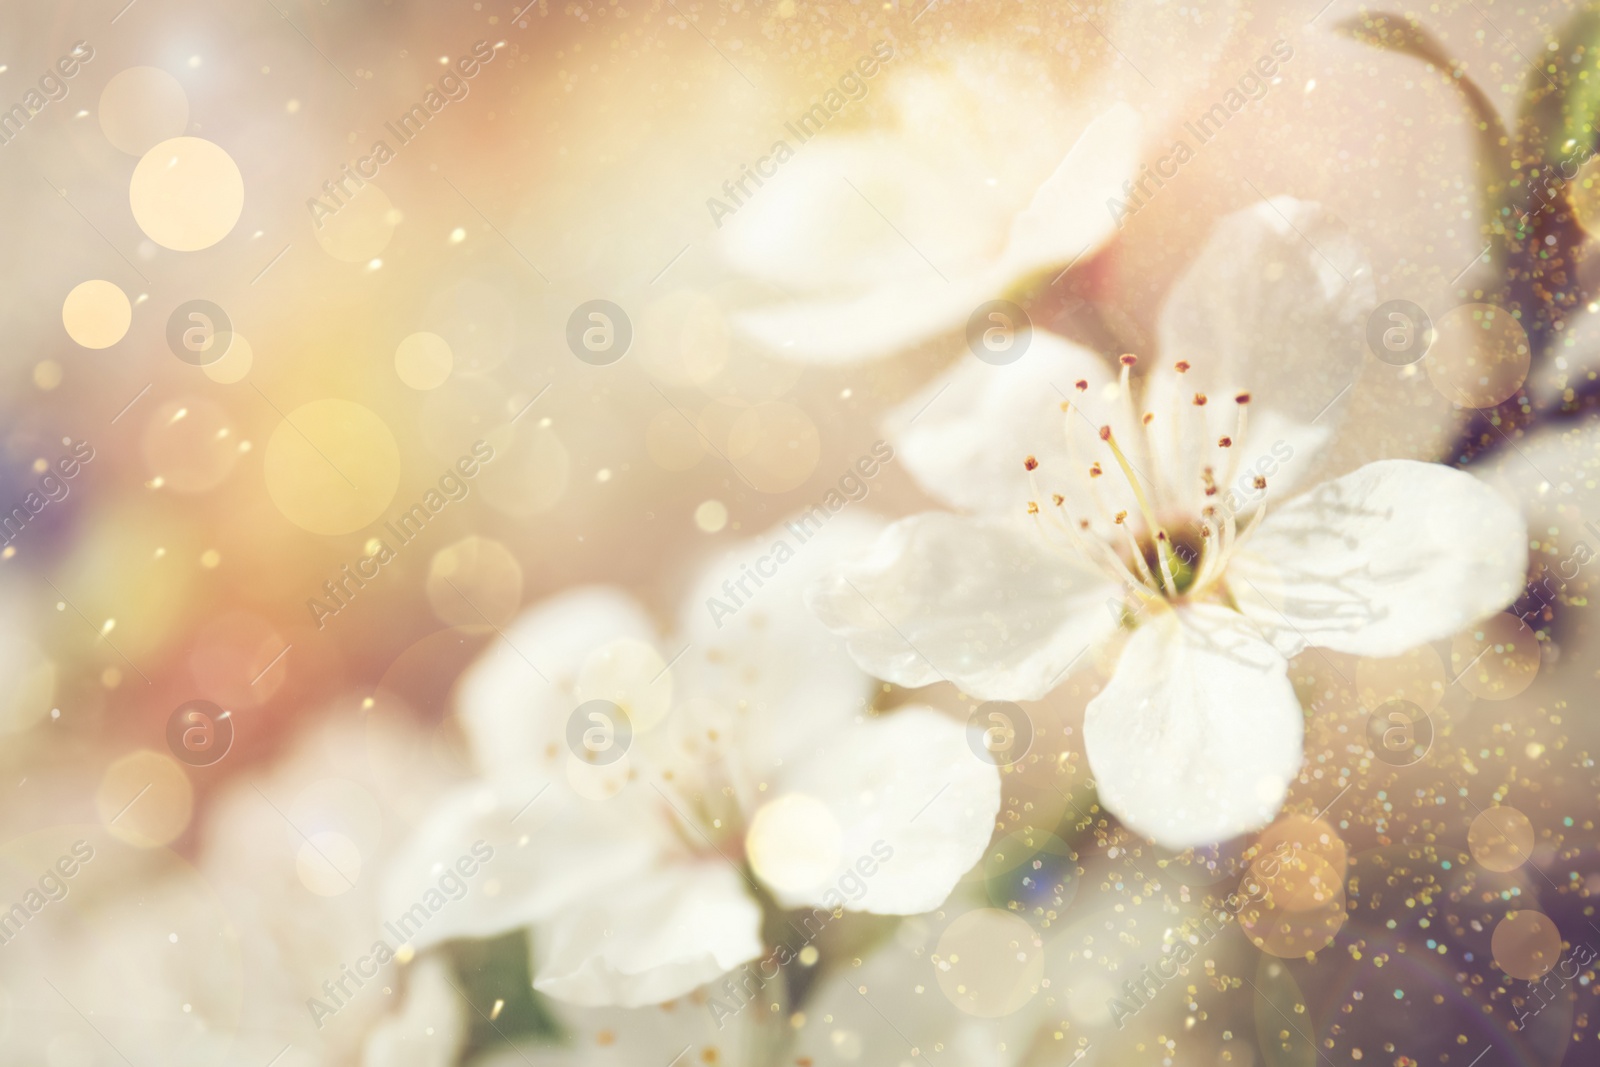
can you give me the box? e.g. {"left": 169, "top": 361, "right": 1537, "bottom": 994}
{"left": 447, "top": 931, "right": 563, "bottom": 1058}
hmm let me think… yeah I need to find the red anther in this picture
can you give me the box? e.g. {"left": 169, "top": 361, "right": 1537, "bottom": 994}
{"left": 1024, "top": 456, "right": 1039, "bottom": 471}
{"left": 1075, "top": 379, "right": 1089, "bottom": 392}
{"left": 1098, "top": 425, "right": 1112, "bottom": 441}
{"left": 1174, "top": 361, "right": 1191, "bottom": 373}
{"left": 1089, "top": 462, "right": 1103, "bottom": 477}
{"left": 1236, "top": 392, "right": 1251, "bottom": 404}
{"left": 1253, "top": 476, "right": 1267, "bottom": 489}
{"left": 1052, "top": 493, "right": 1065, "bottom": 506}
{"left": 1218, "top": 436, "right": 1233, "bottom": 447}
{"left": 1119, "top": 353, "right": 1138, "bottom": 367}
{"left": 1142, "top": 412, "right": 1154, "bottom": 426}
{"left": 1193, "top": 394, "right": 1208, "bottom": 406}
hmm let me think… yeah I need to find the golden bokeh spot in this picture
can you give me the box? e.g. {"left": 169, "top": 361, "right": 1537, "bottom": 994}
{"left": 97, "top": 749, "right": 193, "bottom": 848}
{"left": 694, "top": 499, "right": 729, "bottom": 533}
{"left": 1425, "top": 303, "right": 1530, "bottom": 409}
{"left": 1450, "top": 612, "right": 1539, "bottom": 700}
{"left": 141, "top": 397, "right": 239, "bottom": 493}
{"left": 426, "top": 535, "right": 522, "bottom": 628}
{"left": 395, "top": 331, "right": 454, "bottom": 390}
{"left": 1468, "top": 805, "right": 1535, "bottom": 872}
{"left": 746, "top": 793, "right": 842, "bottom": 895}
{"left": 933, "top": 908, "right": 1044, "bottom": 1017}
{"left": 262, "top": 399, "right": 401, "bottom": 535}
{"left": 130, "top": 136, "right": 244, "bottom": 251}
{"left": 62, "top": 279, "right": 132, "bottom": 349}
{"left": 1492, "top": 910, "right": 1563, "bottom": 980}
{"left": 99, "top": 66, "right": 189, "bottom": 155}
{"left": 203, "top": 332, "right": 253, "bottom": 384}
{"left": 296, "top": 831, "right": 362, "bottom": 897}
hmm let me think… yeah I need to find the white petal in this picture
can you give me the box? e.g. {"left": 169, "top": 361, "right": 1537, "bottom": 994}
{"left": 533, "top": 862, "right": 763, "bottom": 1008}
{"left": 456, "top": 587, "right": 659, "bottom": 794}
{"left": 471, "top": 996, "right": 756, "bottom": 1067}
{"left": 380, "top": 785, "right": 664, "bottom": 952}
{"left": 362, "top": 955, "right": 467, "bottom": 1067}
{"left": 675, "top": 512, "right": 881, "bottom": 805}
{"left": 1228, "top": 460, "right": 1527, "bottom": 656}
{"left": 887, "top": 331, "right": 1135, "bottom": 523}
{"left": 1143, "top": 199, "right": 1374, "bottom": 507}
{"left": 807, "top": 513, "right": 1121, "bottom": 700}
{"left": 997, "top": 102, "right": 1139, "bottom": 277}
{"left": 1084, "top": 604, "right": 1303, "bottom": 849}
{"left": 763, "top": 707, "right": 1000, "bottom": 914}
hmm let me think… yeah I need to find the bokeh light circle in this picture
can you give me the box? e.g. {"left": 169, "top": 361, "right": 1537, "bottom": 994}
{"left": 95, "top": 750, "right": 193, "bottom": 848}
{"left": 933, "top": 908, "right": 1044, "bottom": 1016}
{"left": 130, "top": 137, "right": 244, "bottom": 251}
{"left": 62, "top": 280, "right": 131, "bottom": 349}
{"left": 1425, "top": 303, "right": 1530, "bottom": 408}
{"left": 395, "top": 331, "right": 454, "bottom": 390}
{"left": 1492, "top": 910, "right": 1563, "bottom": 980}
{"left": 1468, "top": 805, "right": 1535, "bottom": 872}
{"left": 262, "top": 399, "right": 400, "bottom": 535}
{"left": 98, "top": 67, "right": 188, "bottom": 155}
{"left": 202, "top": 331, "right": 253, "bottom": 384}
{"left": 746, "top": 793, "right": 842, "bottom": 895}
{"left": 1451, "top": 613, "right": 1540, "bottom": 700}
{"left": 426, "top": 536, "right": 522, "bottom": 628}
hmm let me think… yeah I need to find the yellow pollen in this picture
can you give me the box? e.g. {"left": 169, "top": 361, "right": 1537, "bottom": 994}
{"left": 1052, "top": 493, "right": 1065, "bottom": 506}
{"left": 1114, "top": 510, "right": 1128, "bottom": 524}
{"left": 1193, "top": 393, "right": 1208, "bottom": 406}
{"left": 1027, "top": 501, "right": 1040, "bottom": 514}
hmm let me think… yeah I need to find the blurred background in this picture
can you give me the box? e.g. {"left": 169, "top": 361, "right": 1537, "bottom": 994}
{"left": 0, "top": 0, "right": 1598, "bottom": 1064}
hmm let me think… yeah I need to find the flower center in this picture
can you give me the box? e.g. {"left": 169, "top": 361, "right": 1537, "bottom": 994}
{"left": 1023, "top": 355, "right": 1266, "bottom": 610}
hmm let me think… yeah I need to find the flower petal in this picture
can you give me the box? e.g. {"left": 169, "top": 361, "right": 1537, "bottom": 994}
{"left": 380, "top": 785, "right": 664, "bottom": 952}
{"left": 807, "top": 512, "right": 1121, "bottom": 700}
{"left": 887, "top": 331, "right": 1134, "bottom": 522}
{"left": 361, "top": 955, "right": 467, "bottom": 1067}
{"left": 456, "top": 587, "right": 659, "bottom": 795}
{"left": 1227, "top": 459, "right": 1527, "bottom": 656}
{"left": 675, "top": 512, "right": 882, "bottom": 807}
{"left": 1142, "top": 198, "right": 1374, "bottom": 510}
{"left": 764, "top": 707, "right": 1000, "bottom": 914}
{"left": 533, "top": 861, "right": 764, "bottom": 1008}
{"left": 1084, "top": 604, "right": 1303, "bottom": 849}
{"left": 997, "top": 102, "right": 1140, "bottom": 278}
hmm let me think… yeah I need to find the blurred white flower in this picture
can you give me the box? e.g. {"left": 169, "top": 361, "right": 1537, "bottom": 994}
{"left": 808, "top": 199, "right": 1528, "bottom": 848}
{"left": 382, "top": 514, "right": 1000, "bottom": 1008}
{"left": 715, "top": 48, "right": 1139, "bottom": 364}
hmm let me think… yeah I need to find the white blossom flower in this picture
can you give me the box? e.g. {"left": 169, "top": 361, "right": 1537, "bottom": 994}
{"left": 715, "top": 47, "right": 1139, "bottom": 364}
{"left": 382, "top": 514, "right": 1000, "bottom": 1008}
{"left": 807, "top": 198, "right": 1528, "bottom": 848}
